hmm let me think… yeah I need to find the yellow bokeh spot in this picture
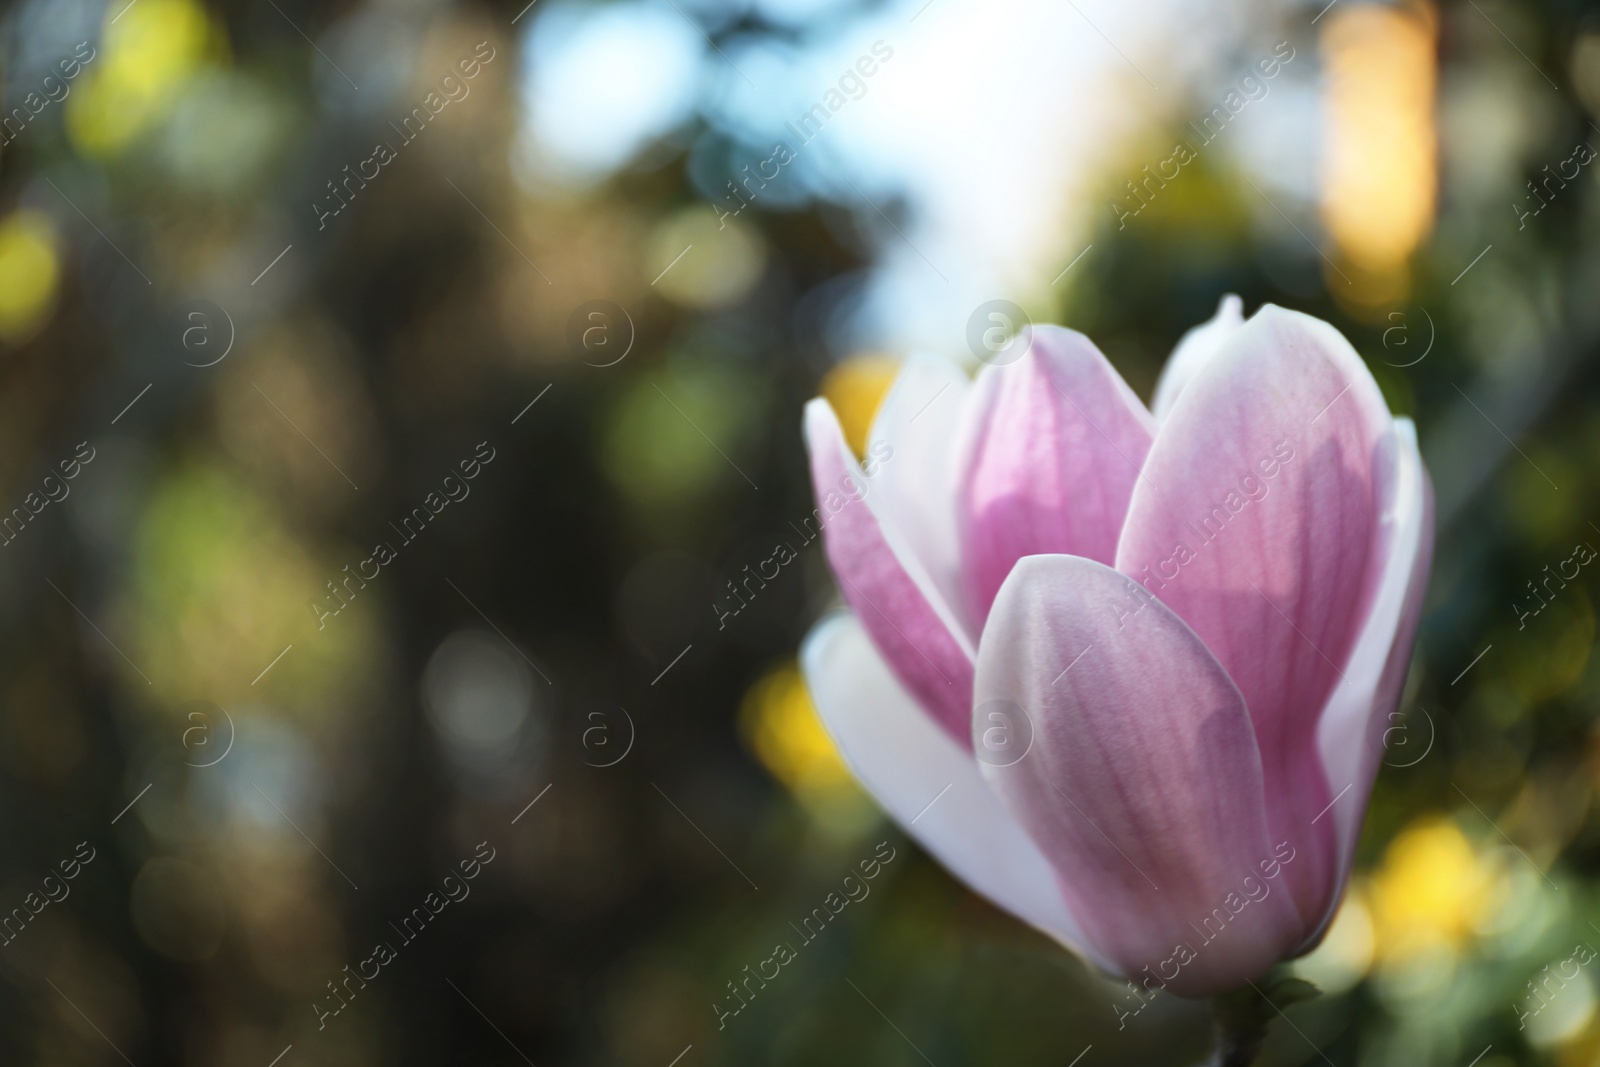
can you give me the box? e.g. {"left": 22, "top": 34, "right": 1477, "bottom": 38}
{"left": 0, "top": 212, "right": 59, "bottom": 344}
{"left": 739, "top": 662, "right": 853, "bottom": 800}
{"left": 1294, "top": 883, "right": 1376, "bottom": 993}
{"left": 1320, "top": 0, "right": 1437, "bottom": 311}
{"left": 1367, "top": 816, "right": 1493, "bottom": 962}
{"left": 820, "top": 355, "right": 901, "bottom": 458}
{"left": 68, "top": 0, "right": 217, "bottom": 157}
{"left": 1555, "top": 1011, "right": 1600, "bottom": 1066}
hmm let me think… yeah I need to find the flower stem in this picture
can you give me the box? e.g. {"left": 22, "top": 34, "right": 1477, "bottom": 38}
{"left": 1207, "top": 991, "right": 1266, "bottom": 1066}
{"left": 1206, "top": 975, "right": 1320, "bottom": 1067}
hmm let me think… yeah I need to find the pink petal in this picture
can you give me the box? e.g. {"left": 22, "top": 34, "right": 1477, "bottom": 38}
{"left": 1150, "top": 294, "right": 1245, "bottom": 422}
{"left": 975, "top": 555, "right": 1304, "bottom": 996}
{"left": 801, "top": 612, "right": 1103, "bottom": 968}
{"left": 954, "top": 327, "right": 1155, "bottom": 622}
{"left": 1114, "top": 305, "right": 1395, "bottom": 927}
{"left": 865, "top": 354, "right": 975, "bottom": 641}
{"left": 1309, "top": 418, "right": 1433, "bottom": 943}
{"left": 804, "top": 398, "right": 975, "bottom": 745}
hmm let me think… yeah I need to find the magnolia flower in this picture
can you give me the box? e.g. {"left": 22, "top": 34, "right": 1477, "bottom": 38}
{"left": 800, "top": 299, "right": 1433, "bottom": 997}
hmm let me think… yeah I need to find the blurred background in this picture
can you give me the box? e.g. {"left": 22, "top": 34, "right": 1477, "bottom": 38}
{"left": 0, "top": 0, "right": 1594, "bottom": 1063}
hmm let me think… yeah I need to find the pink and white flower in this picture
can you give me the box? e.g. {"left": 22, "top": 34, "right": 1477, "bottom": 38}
{"left": 800, "top": 298, "right": 1433, "bottom": 996}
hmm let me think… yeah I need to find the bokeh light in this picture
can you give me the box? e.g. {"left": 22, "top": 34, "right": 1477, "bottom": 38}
{"left": 1320, "top": 0, "right": 1438, "bottom": 309}
{"left": 0, "top": 210, "right": 59, "bottom": 343}
{"left": 67, "top": 0, "right": 219, "bottom": 158}
{"left": 740, "top": 660, "right": 869, "bottom": 828}
{"left": 819, "top": 354, "right": 899, "bottom": 456}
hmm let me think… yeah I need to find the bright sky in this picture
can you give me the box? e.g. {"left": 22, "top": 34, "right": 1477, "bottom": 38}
{"left": 520, "top": 0, "right": 1315, "bottom": 356}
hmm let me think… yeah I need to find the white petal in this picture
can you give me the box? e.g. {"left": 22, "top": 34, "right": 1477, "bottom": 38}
{"left": 801, "top": 611, "right": 1104, "bottom": 969}
{"left": 1312, "top": 417, "right": 1431, "bottom": 934}
{"left": 1151, "top": 294, "right": 1245, "bottom": 422}
{"left": 865, "top": 353, "right": 975, "bottom": 639}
